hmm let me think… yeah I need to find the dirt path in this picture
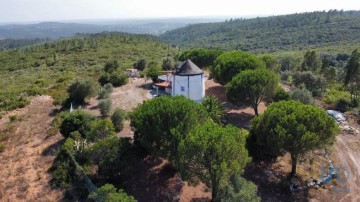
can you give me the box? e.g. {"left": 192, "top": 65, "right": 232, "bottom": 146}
{"left": 84, "top": 78, "right": 152, "bottom": 116}
{"left": 0, "top": 96, "right": 63, "bottom": 201}
{"left": 335, "top": 135, "right": 360, "bottom": 202}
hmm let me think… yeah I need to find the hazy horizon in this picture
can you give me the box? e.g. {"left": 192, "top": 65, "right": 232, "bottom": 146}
{"left": 1, "top": 0, "right": 360, "bottom": 24}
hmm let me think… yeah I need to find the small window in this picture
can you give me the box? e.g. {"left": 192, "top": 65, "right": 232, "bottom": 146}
{"left": 181, "top": 86, "right": 185, "bottom": 92}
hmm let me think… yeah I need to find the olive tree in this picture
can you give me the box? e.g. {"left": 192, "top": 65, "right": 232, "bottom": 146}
{"left": 67, "top": 77, "right": 99, "bottom": 103}
{"left": 250, "top": 100, "right": 339, "bottom": 177}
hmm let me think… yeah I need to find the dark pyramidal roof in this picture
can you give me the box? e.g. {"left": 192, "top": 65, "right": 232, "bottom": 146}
{"left": 174, "top": 59, "right": 203, "bottom": 76}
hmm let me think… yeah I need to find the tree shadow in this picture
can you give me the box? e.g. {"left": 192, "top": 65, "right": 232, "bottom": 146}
{"left": 190, "top": 198, "right": 211, "bottom": 202}
{"left": 225, "top": 111, "right": 254, "bottom": 129}
{"left": 42, "top": 139, "right": 64, "bottom": 156}
{"left": 244, "top": 160, "right": 310, "bottom": 202}
{"left": 112, "top": 147, "right": 186, "bottom": 202}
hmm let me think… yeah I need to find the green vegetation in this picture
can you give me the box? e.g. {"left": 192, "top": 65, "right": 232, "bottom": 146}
{"left": 89, "top": 184, "right": 137, "bottom": 202}
{"left": 218, "top": 175, "right": 260, "bottom": 202}
{"left": 290, "top": 87, "right": 315, "bottom": 105}
{"left": 59, "top": 110, "right": 93, "bottom": 138}
{"left": 0, "top": 38, "right": 49, "bottom": 50}
{"left": 201, "top": 95, "right": 224, "bottom": 124}
{"left": 144, "top": 61, "right": 161, "bottom": 82}
{"left": 226, "top": 68, "right": 278, "bottom": 115}
{"left": 0, "top": 32, "right": 176, "bottom": 112}
{"left": 98, "top": 83, "right": 114, "bottom": 99}
{"left": 111, "top": 108, "right": 126, "bottom": 132}
{"left": 161, "top": 10, "right": 360, "bottom": 53}
{"left": 99, "top": 60, "right": 129, "bottom": 86}
{"left": 86, "top": 118, "right": 116, "bottom": 142}
{"left": 98, "top": 99, "right": 112, "bottom": 117}
{"left": 130, "top": 96, "right": 208, "bottom": 163}
{"left": 178, "top": 48, "right": 224, "bottom": 69}
{"left": 271, "top": 87, "right": 291, "bottom": 102}
{"left": 178, "top": 120, "right": 251, "bottom": 201}
{"left": 211, "top": 51, "right": 265, "bottom": 85}
{"left": 250, "top": 100, "right": 339, "bottom": 177}
{"left": 68, "top": 77, "right": 99, "bottom": 104}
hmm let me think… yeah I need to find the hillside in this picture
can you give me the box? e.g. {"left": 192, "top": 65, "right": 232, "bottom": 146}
{"left": 0, "top": 32, "right": 176, "bottom": 113}
{"left": 160, "top": 10, "right": 360, "bottom": 53}
{"left": 0, "top": 18, "right": 224, "bottom": 40}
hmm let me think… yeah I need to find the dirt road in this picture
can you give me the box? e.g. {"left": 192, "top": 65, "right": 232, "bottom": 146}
{"left": 335, "top": 134, "right": 360, "bottom": 202}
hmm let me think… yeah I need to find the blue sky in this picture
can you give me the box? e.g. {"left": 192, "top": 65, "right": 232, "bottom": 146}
{"left": 0, "top": 0, "right": 360, "bottom": 23}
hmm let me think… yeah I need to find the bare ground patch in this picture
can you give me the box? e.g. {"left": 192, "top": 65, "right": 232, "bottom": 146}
{"left": 0, "top": 96, "right": 63, "bottom": 201}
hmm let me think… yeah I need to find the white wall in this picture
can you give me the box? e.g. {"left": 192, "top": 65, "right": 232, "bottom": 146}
{"left": 172, "top": 74, "right": 204, "bottom": 101}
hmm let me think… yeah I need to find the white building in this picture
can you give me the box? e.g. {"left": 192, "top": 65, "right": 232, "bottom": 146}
{"left": 155, "top": 59, "right": 205, "bottom": 102}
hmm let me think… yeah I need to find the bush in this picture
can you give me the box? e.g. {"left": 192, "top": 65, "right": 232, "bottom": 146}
{"left": 98, "top": 83, "right": 114, "bottom": 99}
{"left": 98, "top": 99, "right": 112, "bottom": 117}
{"left": 60, "top": 110, "right": 93, "bottom": 138}
{"left": 323, "top": 89, "right": 351, "bottom": 105}
{"left": 336, "top": 99, "right": 351, "bottom": 112}
{"left": 99, "top": 70, "right": 129, "bottom": 87}
{"left": 109, "top": 70, "right": 129, "bottom": 86}
{"left": 0, "top": 142, "right": 5, "bottom": 153}
{"left": 272, "top": 87, "right": 291, "bottom": 102}
{"left": 85, "top": 119, "right": 116, "bottom": 142}
{"left": 9, "top": 115, "right": 17, "bottom": 122}
{"left": 111, "top": 108, "right": 126, "bottom": 132}
{"left": 201, "top": 95, "right": 224, "bottom": 124}
{"left": 292, "top": 71, "right": 326, "bottom": 96}
{"left": 280, "top": 71, "right": 292, "bottom": 81}
{"left": 291, "top": 88, "right": 315, "bottom": 105}
{"left": 67, "top": 77, "right": 99, "bottom": 104}
{"left": 89, "top": 183, "right": 136, "bottom": 202}
{"left": 133, "top": 59, "right": 147, "bottom": 71}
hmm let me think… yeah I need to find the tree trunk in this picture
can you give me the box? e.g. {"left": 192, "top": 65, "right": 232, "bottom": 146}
{"left": 290, "top": 154, "right": 298, "bottom": 177}
{"left": 211, "top": 185, "right": 218, "bottom": 202}
{"left": 253, "top": 105, "right": 259, "bottom": 116}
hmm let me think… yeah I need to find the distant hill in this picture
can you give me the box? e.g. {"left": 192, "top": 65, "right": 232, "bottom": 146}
{"left": 160, "top": 10, "right": 360, "bottom": 53}
{"left": 0, "top": 18, "right": 225, "bottom": 40}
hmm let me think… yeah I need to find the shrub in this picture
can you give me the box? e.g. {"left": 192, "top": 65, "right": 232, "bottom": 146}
{"left": 201, "top": 95, "right": 224, "bottom": 124}
{"left": 99, "top": 70, "right": 129, "bottom": 87}
{"left": 98, "top": 83, "right": 113, "bottom": 99}
{"left": 9, "top": 115, "right": 17, "bottom": 122}
{"left": 89, "top": 184, "right": 136, "bottom": 202}
{"left": 336, "top": 99, "right": 351, "bottom": 112}
{"left": 323, "top": 89, "right": 351, "bottom": 105}
{"left": 85, "top": 119, "right": 116, "bottom": 142}
{"left": 292, "top": 71, "right": 326, "bottom": 96}
{"left": 0, "top": 142, "right": 5, "bottom": 153}
{"left": 291, "top": 87, "right": 314, "bottom": 105}
{"left": 111, "top": 108, "right": 126, "bottom": 132}
{"left": 60, "top": 110, "right": 92, "bottom": 138}
{"left": 98, "top": 99, "right": 112, "bottom": 117}
{"left": 272, "top": 87, "right": 291, "bottom": 102}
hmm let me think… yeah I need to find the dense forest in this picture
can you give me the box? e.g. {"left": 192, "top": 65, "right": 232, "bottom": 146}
{"left": 0, "top": 38, "right": 50, "bottom": 50}
{"left": 0, "top": 32, "right": 176, "bottom": 112}
{"left": 161, "top": 10, "right": 360, "bottom": 53}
